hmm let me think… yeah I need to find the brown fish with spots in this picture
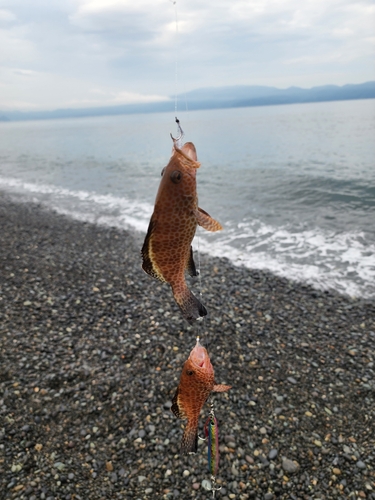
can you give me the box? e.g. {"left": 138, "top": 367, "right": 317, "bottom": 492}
{"left": 141, "top": 132, "right": 222, "bottom": 323}
{"left": 171, "top": 337, "right": 231, "bottom": 454}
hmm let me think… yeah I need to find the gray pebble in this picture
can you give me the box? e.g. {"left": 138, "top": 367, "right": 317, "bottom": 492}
{"left": 202, "top": 479, "right": 211, "bottom": 491}
{"left": 282, "top": 457, "right": 299, "bottom": 473}
{"left": 268, "top": 449, "right": 278, "bottom": 460}
{"left": 1, "top": 199, "right": 374, "bottom": 500}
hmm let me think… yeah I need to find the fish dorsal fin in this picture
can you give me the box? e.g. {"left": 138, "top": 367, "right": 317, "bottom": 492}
{"left": 186, "top": 246, "right": 198, "bottom": 277}
{"left": 194, "top": 207, "right": 223, "bottom": 232}
{"left": 171, "top": 387, "right": 186, "bottom": 419}
{"left": 213, "top": 383, "right": 232, "bottom": 393}
{"left": 141, "top": 216, "right": 167, "bottom": 283}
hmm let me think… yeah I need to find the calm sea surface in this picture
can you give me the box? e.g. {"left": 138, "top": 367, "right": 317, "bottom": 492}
{"left": 1, "top": 99, "right": 375, "bottom": 298}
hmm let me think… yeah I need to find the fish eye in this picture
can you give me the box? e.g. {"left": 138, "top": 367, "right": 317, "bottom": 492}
{"left": 170, "top": 170, "right": 182, "bottom": 184}
{"left": 186, "top": 369, "right": 194, "bottom": 376}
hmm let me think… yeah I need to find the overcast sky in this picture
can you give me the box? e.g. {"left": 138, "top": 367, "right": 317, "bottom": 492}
{"left": 1, "top": 0, "right": 374, "bottom": 111}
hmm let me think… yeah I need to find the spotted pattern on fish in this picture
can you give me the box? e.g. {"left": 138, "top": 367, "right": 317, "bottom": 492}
{"left": 142, "top": 142, "right": 222, "bottom": 323}
{"left": 171, "top": 339, "right": 231, "bottom": 454}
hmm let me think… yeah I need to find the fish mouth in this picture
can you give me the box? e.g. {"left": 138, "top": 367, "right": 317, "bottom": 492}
{"left": 190, "top": 337, "right": 209, "bottom": 369}
{"left": 194, "top": 358, "right": 207, "bottom": 369}
{"left": 175, "top": 148, "right": 201, "bottom": 170}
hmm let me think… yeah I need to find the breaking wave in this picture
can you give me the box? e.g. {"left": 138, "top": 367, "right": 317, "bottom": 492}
{"left": 1, "top": 175, "right": 374, "bottom": 299}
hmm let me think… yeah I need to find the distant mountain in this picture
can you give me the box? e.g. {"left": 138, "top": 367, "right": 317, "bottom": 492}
{"left": 1, "top": 82, "right": 374, "bottom": 121}
{"left": 181, "top": 82, "right": 375, "bottom": 109}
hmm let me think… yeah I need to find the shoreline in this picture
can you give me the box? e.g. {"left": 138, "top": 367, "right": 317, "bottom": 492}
{"left": 1, "top": 195, "right": 374, "bottom": 500}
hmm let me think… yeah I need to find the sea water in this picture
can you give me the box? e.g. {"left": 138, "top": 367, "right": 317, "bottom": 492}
{"left": 1, "top": 99, "right": 374, "bottom": 298}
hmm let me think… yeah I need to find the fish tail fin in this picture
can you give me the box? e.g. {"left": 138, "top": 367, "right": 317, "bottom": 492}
{"left": 172, "top": 282, "right": 207, "bottom": 324}
{"left": 181, "top": 419, "right": 199, "bottom": 454}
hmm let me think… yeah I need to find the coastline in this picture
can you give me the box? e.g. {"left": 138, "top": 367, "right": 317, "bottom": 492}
{"left": 1, "top": 194, "right": 374, "bottom": 499}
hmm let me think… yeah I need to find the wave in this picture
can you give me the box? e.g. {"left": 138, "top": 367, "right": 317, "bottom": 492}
{"left": 0, "top": 175, "right": 152, "bottom": 234}
{"left": 197, "top": 220, "right": 375, "bottom": 299}
{"left": 1, "top": 175, "right": 374, "bottom": 299}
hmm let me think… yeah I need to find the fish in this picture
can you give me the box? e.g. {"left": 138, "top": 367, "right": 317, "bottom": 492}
{"left": 141, "top": 127, "right": 222, "bottom": 323}
{"left": 171, "top": 337, "right": 231, "bottom": 454}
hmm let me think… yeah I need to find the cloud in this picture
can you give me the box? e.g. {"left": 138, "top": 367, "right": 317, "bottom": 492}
{"left": 0, "top": 65, "right": 169, "bottom": 110}
{"left": 0, "top": 0, "right": 374, "bottom": 110}
{"left": 0, "top": 8, "right": 16, "bottom": 22}
{"left": 67, "top": 88, "right": 169, "bottom": 107}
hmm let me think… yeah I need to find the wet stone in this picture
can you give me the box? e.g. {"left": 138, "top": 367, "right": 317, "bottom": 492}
{"left": 269, "top": 449, "right": 278, "bottom": 460}
{"left": 1, "top": 198, "right": 374, "bottom": 500}
{"left": 282, "top": 457, "right": 299, "bottom": 474}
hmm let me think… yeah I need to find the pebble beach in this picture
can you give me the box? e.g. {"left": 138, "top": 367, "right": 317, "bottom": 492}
{"left": 0, "top": 194, "right": 374, "bottom": 500}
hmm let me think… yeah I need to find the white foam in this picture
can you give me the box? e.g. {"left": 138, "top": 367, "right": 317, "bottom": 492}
{"left": 0, "top": 175, "right": 152, "bottom": 234}
{"left": 196, "top": 220, "right": 375, "bottom": 298}
{"left": 1, "top": 175, "right": 374, "bottom": 299}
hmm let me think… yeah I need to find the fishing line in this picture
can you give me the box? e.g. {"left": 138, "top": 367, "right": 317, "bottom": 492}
{"left": 196, "top": 231, "right": 209, "bottom": 351}
{"left": 170, "top": 0, "right": 189, "bottom": 122}
{"left": 170, "top": 0, "right": 179, "bottom": 116}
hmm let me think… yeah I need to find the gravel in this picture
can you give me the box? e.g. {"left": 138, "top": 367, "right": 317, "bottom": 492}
{"left": 0, "top": 195, "right": 375, "bottom": 500}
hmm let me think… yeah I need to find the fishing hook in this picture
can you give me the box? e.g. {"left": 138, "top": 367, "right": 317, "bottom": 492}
{"left": 170, "top": 116, "right": 184, "bottom": 148}
{"left": 211, "top": 475, "right": 222, "bottom": 498}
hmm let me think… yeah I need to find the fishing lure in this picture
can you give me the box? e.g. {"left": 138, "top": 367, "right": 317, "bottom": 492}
{"left": 204, "top": 403, "right": 221, "bottom": 497}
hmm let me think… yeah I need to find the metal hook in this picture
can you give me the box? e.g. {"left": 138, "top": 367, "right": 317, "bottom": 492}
{"left": 170, "top": 116, "right": 184, "bottom": 148}
{"left": 209, "top": 401, "right": 215, "bottom": 418}
{"left": 211, "top": 476, "right": 221, "bottom": 498}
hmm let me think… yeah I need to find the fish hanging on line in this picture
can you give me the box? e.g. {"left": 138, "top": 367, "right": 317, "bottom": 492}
{"left": 141, "top": 119, "right": 222, "bottom": 323}
{"left": 171, "top": 337, "right": 231, "bottom": 454}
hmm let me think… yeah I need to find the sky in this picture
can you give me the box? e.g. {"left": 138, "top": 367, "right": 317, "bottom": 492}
{"left": 1, "top": 0, "right": 374, "bottom": 111}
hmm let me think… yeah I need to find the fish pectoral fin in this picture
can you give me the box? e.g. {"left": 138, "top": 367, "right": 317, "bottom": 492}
{"left": 213, "top": 383, "right": 232, "bottom": 393}
{"left": 194, "top": 207, "right": 223, "bottom": 232}
{"left": 141, "top": 216, "right": 166, "bottom": 283}
{"left": 186, "top": 246, "right": 198, "bottom": 277}
{"left": 171, "top": 387, "right": 186, "bottom": 419}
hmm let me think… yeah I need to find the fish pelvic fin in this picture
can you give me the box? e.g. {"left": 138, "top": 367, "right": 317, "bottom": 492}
{"left": 186, "top": 246, "right": 198, "bottom": 277}
{"left": 171, "top": 282, "right": 207, "bottom": 324}
{"left": 181, "top": 419, "right": 199, "bottom": 454}
{"left": 213, "top": 383, "right": 232, "bottom": 393}
{"left": 171, "top": 387, "right": 186, "bottom": 419}
{"left": 195, "top": 207, "right": 223, "bottom": 232}
{"left": 141, "top": 216, "right": 167, "bottom": 283}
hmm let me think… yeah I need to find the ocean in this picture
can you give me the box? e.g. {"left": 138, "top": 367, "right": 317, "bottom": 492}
{"left": 1, "top": 99, "right": 374, "bottom": 298}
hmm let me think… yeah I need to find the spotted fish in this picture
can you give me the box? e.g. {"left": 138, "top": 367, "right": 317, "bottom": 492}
{"left": 171, "top": 338, "right": 231, "bottom": 454}
{"left": 141, "top": 129, "right": 222, "bottom": 323}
